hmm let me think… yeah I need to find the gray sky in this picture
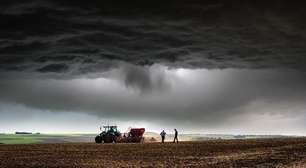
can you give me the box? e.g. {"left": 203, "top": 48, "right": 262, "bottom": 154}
{"left": 0, "top": 0, "right": 306, "bottom": 135}
{"left": 1, "top": 65, "right": 306, "bottom": 135}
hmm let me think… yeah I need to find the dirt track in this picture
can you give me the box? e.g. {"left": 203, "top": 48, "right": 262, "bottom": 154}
{"left": 1, "top": 138, "right": 306, "bottom": 168}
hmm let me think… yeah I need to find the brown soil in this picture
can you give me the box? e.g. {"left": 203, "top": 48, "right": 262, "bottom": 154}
{"left": 1, "top": 138, "right": 306, "bottom": 168}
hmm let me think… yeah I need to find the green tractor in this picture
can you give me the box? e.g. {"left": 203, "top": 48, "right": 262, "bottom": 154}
{"left": 95, "top": 125, "right": 121, "bottom": 143}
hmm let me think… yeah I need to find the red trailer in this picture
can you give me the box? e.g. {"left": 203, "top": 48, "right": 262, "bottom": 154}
{"left": 121, "top": 128, "right": 145, "bottom": 143}
{"left": 130, "top": 128, "right": 145, "bottom": 137}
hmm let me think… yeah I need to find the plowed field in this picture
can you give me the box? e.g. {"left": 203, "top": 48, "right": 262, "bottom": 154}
{"left": 1, "top": 138, "right": 306, "bottom": 168}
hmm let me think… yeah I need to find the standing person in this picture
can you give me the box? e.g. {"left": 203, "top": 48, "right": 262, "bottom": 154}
{"left": 173, "top": 129, "right": 178, "bottom": 143}
{"left": 160, "top": 130, "right": 166, "bottom": 143}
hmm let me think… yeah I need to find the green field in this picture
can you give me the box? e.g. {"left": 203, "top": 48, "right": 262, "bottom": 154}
{"left": 0, "top": 134, "right": 45, "bottom": 144}
{"left": 0, "top": 134, "right": 93, "bottom": 144}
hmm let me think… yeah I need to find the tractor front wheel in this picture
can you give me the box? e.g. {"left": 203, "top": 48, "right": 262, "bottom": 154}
{"left": 95, "top": 135, "right": 103, "bottom": 143}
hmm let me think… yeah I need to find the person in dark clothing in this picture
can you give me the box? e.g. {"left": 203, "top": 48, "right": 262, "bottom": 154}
{"left": 173, "top": 129, "right": 178, "bottom": 143}
{"left": 160, "top": 130, "right": 166, "bottom": 143}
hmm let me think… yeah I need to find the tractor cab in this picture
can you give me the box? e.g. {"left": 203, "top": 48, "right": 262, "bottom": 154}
{"left": 102, "top": 126, "right": 118, "bottom": 135}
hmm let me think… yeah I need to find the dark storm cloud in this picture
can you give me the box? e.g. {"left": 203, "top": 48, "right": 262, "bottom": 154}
{"left": 1, "top": 0, "right": 306, "bottom": 75}
{"left": 1, "top": 0, "right": 306, "bottom": 133}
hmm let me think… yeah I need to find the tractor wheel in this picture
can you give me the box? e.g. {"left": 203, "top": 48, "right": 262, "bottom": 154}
{"left": 95, "top": 135, "right": 102, "bottom": 143}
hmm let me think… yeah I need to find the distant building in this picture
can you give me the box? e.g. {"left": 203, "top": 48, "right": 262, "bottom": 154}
{"left": 15, "top": 132, "right": 32, "bottom": 135}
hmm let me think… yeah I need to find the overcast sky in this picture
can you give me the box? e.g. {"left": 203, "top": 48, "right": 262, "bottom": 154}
{"left": 0, "top": 0, "right": 306, "bottom": 135}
